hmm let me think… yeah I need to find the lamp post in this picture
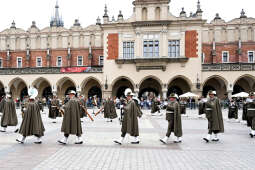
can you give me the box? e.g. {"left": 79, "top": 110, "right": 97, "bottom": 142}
{"left": 196, "top": 74, "right": 201, "bottom": 89}
{"left": 105, "top": 76, "right": 108, "bottom": 90}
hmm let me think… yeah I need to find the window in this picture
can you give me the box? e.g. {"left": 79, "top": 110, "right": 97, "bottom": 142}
{"left": 57, "top": 56, "right": 62, "bottom": 67}
{"left": 168, "top": 40, "right": 180, "bottom": 58}
{"left": 142, "top": 8, "right": 148, "bottom": 21}
{"left": 77, "top": 56, "right": 83, "bottom": 66}
{"left": 0, "top": 58, "right": 2, "bottom": 68}
{"left": 123, "top": 42, "right": 134, "bottom": 59}
{"left": 99, "top": 56, "right": 104, "bottom": 66}
{"left": 202, "top": 53, "right": 205, "bottom": 64}
{"left": 143, "top": 40, "right": 159, "bottom": 58}
{"left": 17, "top": 57, "right": 22, "bottom": 68}
{"left": 248, "top": 51, "right": 254, "bottom": 63}
{"left": 222, "top": 51, "right": 229, "bottom": 63}
{"left": 36, "top": 57, "right": 42, "bottom": 67}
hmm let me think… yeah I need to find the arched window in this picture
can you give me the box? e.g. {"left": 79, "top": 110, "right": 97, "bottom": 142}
{"left": 155, "top": 7, "right": 160, "bottom": 20}
{"left": 142, "top": 8, "right": 148, "bottom": 21}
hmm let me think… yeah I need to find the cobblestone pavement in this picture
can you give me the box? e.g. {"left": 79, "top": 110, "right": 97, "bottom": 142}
{"left": 0, "top": 108, "right": 254, "bottom": 170}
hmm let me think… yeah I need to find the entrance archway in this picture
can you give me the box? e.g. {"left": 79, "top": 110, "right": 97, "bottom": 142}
{"left": 168, "top": 77, "right": 191, "bottom": 96}
{"left": 112, "top": 77, "right": 134, "bottom": 98}
{"left": 233, "top": 75, "right": 255, "bottom": 94}
{"left": 139, "top": 77, "right": 162, "bottom": 98}
{"left": 32, "top": 77, "right": 52, "bottom": 98}
{"left": 9, "top": 78, "right": 28, "bottom": 100}
{"left": 81, "top": 77, "right": 102, "bottom": 99}
{"left": 202, "top": 76, "right": 227, "bottom": 99}
{"left": 57, "top": 77, "right": 76, "bottom": 98}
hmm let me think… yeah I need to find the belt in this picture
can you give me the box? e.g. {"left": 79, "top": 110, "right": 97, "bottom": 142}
{"left": 166, "top": 111, "right": 174, "bottom": 114}
{"left": 52, "top": 106, "right": 57, "bottom": 107}
{"left": 247, "top": 108, "right": 255, "bottom": 111}
{"left": 206, "top": 108, "right": 212, "bottom": 111}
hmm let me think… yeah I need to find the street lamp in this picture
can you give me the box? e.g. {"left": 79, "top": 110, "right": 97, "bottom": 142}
{"left": 105, "top": 76, "right": 108, "bottom": 90}
{"left": 196, "top": 74, "right": 201, "bottom": 89}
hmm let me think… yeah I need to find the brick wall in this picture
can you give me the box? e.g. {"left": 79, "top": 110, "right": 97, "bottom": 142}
{"left": 185, "top": 30, "right": 198, "bottom": 58}
{"left": 0, "top": 48, "right": 103, "bottom": 68}
{"left": 202, "top": 42, "right": 255, "bottom": 63}
{"left": 107, "top": 33, "right": 119, "bottom": 60}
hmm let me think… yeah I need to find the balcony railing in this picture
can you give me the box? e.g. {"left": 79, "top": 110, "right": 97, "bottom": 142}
{"left": 202, "top": 63, "right": 255, "bottom": 71}
{"left": 0, "top": 66, "right": 103, "bottom": 75}
{"left": 115, "top": 57, "right": 188, "bottom": 64}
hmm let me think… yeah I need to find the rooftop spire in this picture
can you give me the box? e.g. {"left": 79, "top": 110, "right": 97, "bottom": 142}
{"left": 240, "top": 9, "right": 247, "bottom": 18}
{"left": 103, "top": 4, "right": 108, "bottom": 18}
{"left": 50, "top": 0, "right": 64, "bottom": 27}
{"left": 196, "top": 0, "right": 203, "bottom": 14}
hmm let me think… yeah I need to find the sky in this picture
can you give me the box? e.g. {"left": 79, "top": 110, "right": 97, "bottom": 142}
{"left": 0, "top": 0, "right": 254, "bottom": 31}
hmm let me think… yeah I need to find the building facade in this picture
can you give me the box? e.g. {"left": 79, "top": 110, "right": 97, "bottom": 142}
{"left": 0, "top": 0, "right": 254, "bottom": 100}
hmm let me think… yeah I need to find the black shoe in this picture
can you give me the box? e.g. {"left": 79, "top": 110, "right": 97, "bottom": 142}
{"left": 14, "top": 129, "right": 19, "bottom": 133}
{"left": 174, "top": 140, "right": 182, "bottom": 143}
{"left": 159, "top": 139, "right": 166, "bottom": 144}
{"left": 52, "top": 121, "right": 56, "bottom": 123}
{"left": 249, "top": 133, "right": 254, "bottom": 138}
{"left": 58, "top": 140, "right": 67, "bottom": 145}
{"left": 75, "top": 141, "right": 83, "bottom": 144}
{"left": 34, "top": 141, "right": 42, "bottom": 144}
{"left": 16, "top": 139, "right": 24, "bottom": 144}
{"left": 110, "top": 120, "right": 113, "bottom": 122}
{"left": 203, "top": 138, "right": 209, "bottom": 143}
{"left": 114, "top": 140, "right": 122, "bottom": 145}
{"left": 212, "top": 139, "right": 219, "bottom": 142}
{"left": 131, "top": 141, "right": 140, "bottom": 144}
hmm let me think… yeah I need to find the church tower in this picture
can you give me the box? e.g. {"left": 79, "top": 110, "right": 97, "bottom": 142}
{"left": 50, "top": 1, "right": 64, "bottom": 27}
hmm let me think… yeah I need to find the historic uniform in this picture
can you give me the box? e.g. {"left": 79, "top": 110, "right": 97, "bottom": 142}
{"left": 160, "top": 93, "right": 183, "bottom": 144}
{"left": 203, "top": 90, "right": 224, "bottom": 142}
{"left": 79, "top": 96, "right": 87, "bottom": 121}
{"left": 242, "top": 101, "right": 248, "bottom": 122}
{"left": 246, "top": 92, "right": 255, "bottom": 137}
{"left": 58, "top": 90, "right": 83, "bottom": 145}
{"left": 198, "top": 98, "right": 205, "bottom": 117}
{"left": 151, "top": 96, "right": 160, "bottom": 115}
{"left": 49, "top": 96, "right": 61, "bottom": 123}
{"left": 228, "top": 100, "right": 239, "bottom": 122}
{"left": 21, "top": 97, "right": 29, "bottom": 119}
{"left": 114, "top": 89, "right": 142, "bottom": 145}
{"left": 103, "top": 97, "right": 117, "bottom": 122}
{"left": 179, "top": 99, "right": 187, "bottom": 115}
{"left": 16, "top": 95, "right": 45, "bottom": 144}
{"left": 0, "top": 94, "right": 18, "bottom": 132}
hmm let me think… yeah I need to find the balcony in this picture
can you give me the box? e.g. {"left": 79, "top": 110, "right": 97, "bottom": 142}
{"left": 202, "top": 63, "right": 255, "bottom": 71}
{"left": 115, "top": 57, "right": 189, "bottom": 71}
{"left": 0, "top": 66, "right": 103, "bottom": 75}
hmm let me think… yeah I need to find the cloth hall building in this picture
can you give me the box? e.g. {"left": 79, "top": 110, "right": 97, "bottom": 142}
{"left": 0, "top": 0, "right": 255, "bottom": 100}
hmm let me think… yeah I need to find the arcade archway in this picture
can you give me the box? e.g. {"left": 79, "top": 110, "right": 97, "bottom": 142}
{"left": 112, "top": 77, "right": 134, "bottom": 98}
{"left": 233, "top": 75, "right": 255, "bottom": 94}
{"left": 9, "top": 78, "right": 28, "bottom": 100}
{"left": 32, "top": 77, "right": 52, "bottom": 99}
{"left": 81, "top": 77, "right": 102, "bottom": 99}
{"left": 57, "top": 77, "right": 76, "bottom": 98}
{"left": 202, "top": 76, "right": 227, "bottom": 99}
{"left": 139, "top": 77, "right": 162, "bottom": 98}
{"left": 168, "top": 77, "right": 191, "bottom": 96}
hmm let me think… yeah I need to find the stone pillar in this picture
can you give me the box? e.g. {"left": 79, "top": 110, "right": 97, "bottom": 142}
{"left": 162, "top": 89, "right": 167, "bottom": 100}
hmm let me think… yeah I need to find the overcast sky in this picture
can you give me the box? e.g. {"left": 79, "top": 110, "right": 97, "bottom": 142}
{"left": 0, "top": 0, "right": 254, "bottom": 31}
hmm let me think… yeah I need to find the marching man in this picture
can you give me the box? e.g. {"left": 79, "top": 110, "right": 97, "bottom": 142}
{"left": 114, "top": 88, "right": 142, "bottom": 145}
{"left": 16, "top": 88, "right": 45, "bottom": 144}
{"left": 0, "top": 93, "right": 18, "bottom": 133}
{"left": 203, "top": 90, "right": 224, "bottom": 142}
{"left": 160, "top": 93, "right": 183, "bottom": 144}
{"left": 58, "top": 90, "right": 83, "bottom": 145}
{"left": 246, "top": 92, "right": 255, "bottom": 138}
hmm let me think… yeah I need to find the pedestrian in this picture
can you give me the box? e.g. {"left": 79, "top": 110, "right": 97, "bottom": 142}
{"left": 179, "top": 98, "right": 187, "bottom": 115}
{"left": 58, "top": 90, "right": 83, "bottom": 145}
{"left": 79, "top": 95, "right": 87, "bottom": 122}
{"left": 16, "top": 90, "right": 45, "bottom": 144}
{"left": 246, "top": 92, "right": 255, "bottom": 138}
{"left": 114, "top": 88, "right": 142, "bottom": 145}
{"left": 203, "top": 90, "right": 224, "bottom": 142}
{"left": 0, "top": 93, "right": 18, "bottom": 133}
{"left": 99, "top": 96, "right": 117, "bottom": 122}
{"left": 228, "top": 99, "right": 239, "bottom": 122}
{"left": 49, "top": 95, "right": 61, "bottom": 123}
{"left": 151, "top": 94, "right": 160, "bottom": 116}
{"left": 160, "top": 93, "right": 183, "bottom": 144}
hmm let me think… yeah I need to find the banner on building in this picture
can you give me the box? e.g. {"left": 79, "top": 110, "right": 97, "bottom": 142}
{"left": 60, "top": 67, "right": 92, "bottom": 73}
